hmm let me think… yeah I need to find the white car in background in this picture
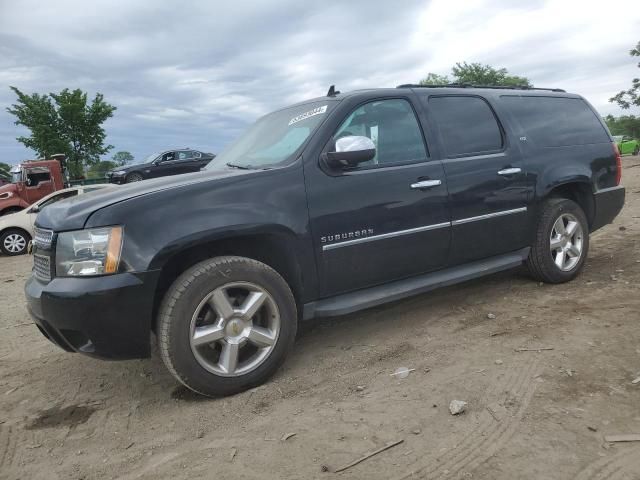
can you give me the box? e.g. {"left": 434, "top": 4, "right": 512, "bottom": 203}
{"left": 0, "top": 184, "right": 115, "bottom": 256}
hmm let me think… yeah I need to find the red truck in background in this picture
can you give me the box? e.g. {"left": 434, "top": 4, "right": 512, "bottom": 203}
{"left": 0, "top": 154, "right": 67, "bottom": 216}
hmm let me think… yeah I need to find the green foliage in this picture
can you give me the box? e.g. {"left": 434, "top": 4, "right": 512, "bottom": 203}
{"left": 0, "top": 162, "right": 11, "bottom": 181}
{"left": 604, "top": 114, "right": 640, "bottom": 138}
{"left": 7, "top": 87, "right": 116, "bottom": 179}
{"left": 418, "top": 73, "right": 451, "bottom": 85}
{"left": 86, "top": 160, "right": 118, "bottom": 179}
{"left": 610, "top": 41, "right": 640, "bottom": 110}
{"left": 111, "top": 151, "right": 134, "bottom": 166}
{"left": 419, "top": 62, "right": 532, "bottom": 88}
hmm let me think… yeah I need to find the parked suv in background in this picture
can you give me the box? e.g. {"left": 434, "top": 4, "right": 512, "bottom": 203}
{"left": 106, "top": 149, "right": 215, "bottom": 183}
{"left": 26, "top": 85, "right": 624, "bottom": 397}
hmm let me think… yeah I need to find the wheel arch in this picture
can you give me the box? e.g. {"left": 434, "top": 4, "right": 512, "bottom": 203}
{"left": 542, "top": 180, "right": 595, "bottom": 230}
{"left": 150, "top": 229, "right": 305, "bottom": 330}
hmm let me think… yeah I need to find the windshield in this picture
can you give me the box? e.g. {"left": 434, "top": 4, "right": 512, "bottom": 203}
{"left": 136, "top": 152, "right": 160, "bottom": 165}
{"left": 207, "top": 101, "right": 335, "bottom": 170}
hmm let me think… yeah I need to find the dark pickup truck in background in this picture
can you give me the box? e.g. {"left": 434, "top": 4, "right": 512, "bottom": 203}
{"left": 26, "top": 85, "right": 624, "bottom": 397}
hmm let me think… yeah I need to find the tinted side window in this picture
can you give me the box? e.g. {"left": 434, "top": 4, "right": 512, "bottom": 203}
{"left": 501, "top": 96, "right": 609, "bottom": 147}
{"left": 177, "top": 151, "right": 193, "bottom": 161}
{"left": 334, "top": 99, "right": 427, "bottom": 168}
{"left": 429, "top": 96, "right": 503, "bottom": 157}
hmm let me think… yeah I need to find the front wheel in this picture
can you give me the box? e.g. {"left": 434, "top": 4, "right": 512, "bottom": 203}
{"left": 125, "top": 172, "right": 144, "bottom": 183}
{"left": 526, "top": 198, "right": 589, "bottom": 283}
{"left": 0, "top": 229, "right": 31, "bottom": 256}
{"left": 157, "top": 256, "right": 297, "bottom": 397}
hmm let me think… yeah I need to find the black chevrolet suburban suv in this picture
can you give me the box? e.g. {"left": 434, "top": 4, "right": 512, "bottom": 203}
{"left": 26, "top": 85, "right": 625, "bottom": 397}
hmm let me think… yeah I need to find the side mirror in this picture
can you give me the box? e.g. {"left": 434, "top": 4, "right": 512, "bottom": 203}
{"left": 325, "top": 136, "right": 376, "bottom": 169}
{"left": 30, "top": 205, "right": 40, "bottom": 214}
{"left": 25, "top": 178, "right": 32, "bottom": 187}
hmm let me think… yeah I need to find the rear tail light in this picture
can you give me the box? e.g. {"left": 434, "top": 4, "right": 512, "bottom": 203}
{"left": 613, "top": 142, "right": 622, "bottom": 185}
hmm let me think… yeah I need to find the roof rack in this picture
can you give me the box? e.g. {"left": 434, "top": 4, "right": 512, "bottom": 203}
{"left": 396, "top": 83, "right": 566, "bottom": 93}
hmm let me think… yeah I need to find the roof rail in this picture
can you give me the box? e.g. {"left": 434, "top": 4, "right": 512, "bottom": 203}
{"left": 396, "top": 83, "right": 566, "bottom": 93}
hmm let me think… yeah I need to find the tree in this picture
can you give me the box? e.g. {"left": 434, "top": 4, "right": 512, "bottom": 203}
{"left": 7, "top": 87, "right": 116, "bottom": 179}
{"left": 0, "top": 162, "right": 11, "bottom": 181}
{"left": 419, "top": 62, "right": 532, "bottom": 87}
{"left": 419, "top": 73, "right": 450, "bottom": 85}
{"left": 111, "top": 151, "right": 134, "bottom": 166}
{"left": 610, "top": 41, "right": 640, "bottom": 110}
{"left": 604, "top": 114, "right": 640, "bottom": 138}
{"left": 86, "top": 160, "right": 118, "bottom": 179}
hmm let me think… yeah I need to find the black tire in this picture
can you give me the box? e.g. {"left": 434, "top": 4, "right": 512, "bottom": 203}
{"left": 157, "top": 256, "right": 297, "bottom": 397}
{"left": 634, "top": 145, "right": 639, "bottom": 156}
{"left": 0, "top": 229, "right": 31, "bottom": 256}
{"left": 526, "top": 198, "right": 589, "bottom": 283}
{"left": 125, "top": 172, "right": 144, "bottom": 183}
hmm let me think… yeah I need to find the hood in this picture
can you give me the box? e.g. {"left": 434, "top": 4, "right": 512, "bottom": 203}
{"left": 35, "top": 167, "right": 254, "bottom": 231}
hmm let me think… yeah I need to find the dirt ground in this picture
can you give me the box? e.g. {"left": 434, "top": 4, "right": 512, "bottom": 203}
{"left": 1, "top": 157, "right": 639, "bottom": 480}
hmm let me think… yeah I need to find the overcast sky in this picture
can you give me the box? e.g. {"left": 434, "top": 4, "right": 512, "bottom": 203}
{"left": 1, "top": 0, "right": 639, "bottom": 165}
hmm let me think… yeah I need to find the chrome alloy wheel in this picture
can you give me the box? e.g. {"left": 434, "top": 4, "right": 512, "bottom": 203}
{"left": 3, "top": 233, "right": 27, "bottom": 254}
{"left": 189, "top": 282, "right": 280, "bottom": 377}
{"left": 549, "top": 213, "right": 583, "bottom": 272}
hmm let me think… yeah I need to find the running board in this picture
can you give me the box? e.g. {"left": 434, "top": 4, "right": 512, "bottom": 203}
{"left": 302, "top": 247, "right": 530, "bottom": 320}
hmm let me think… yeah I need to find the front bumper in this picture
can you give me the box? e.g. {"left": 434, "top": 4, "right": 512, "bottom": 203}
{"left": 25, "top": 270, "right": 160, "bottom": 360}
{"left": 591, "top": 185, "right": 625, "bottom": 231}
{"left": 106, "top": 173, "right": 126, "bottom": 184}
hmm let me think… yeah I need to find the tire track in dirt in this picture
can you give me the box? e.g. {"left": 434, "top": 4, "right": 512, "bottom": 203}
{"left": 398, "top": 357, "right": 542, "bottom": 479}
{"left": 0, "top": 425, "right": 17, "bottom": 472}
{"left": 574, "top": 447, "right": 640, "bottom": 480}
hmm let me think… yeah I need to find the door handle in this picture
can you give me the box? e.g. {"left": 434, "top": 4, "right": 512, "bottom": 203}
{"left": 497, "top": 167, "right": 522, "bottom": 176}
{"left": 410, "top": 179, "right": 442, "bottom": 189}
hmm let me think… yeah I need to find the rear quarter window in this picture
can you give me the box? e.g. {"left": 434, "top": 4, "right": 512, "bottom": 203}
{"left": 500, "top": 96, "right": 609, "bottom": 147}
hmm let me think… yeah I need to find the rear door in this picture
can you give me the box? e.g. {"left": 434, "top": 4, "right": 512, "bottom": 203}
{"left": 175, "top": 150, "right": 204, "bottom": 173}
{"left": 424, "top": 94, "right": 531, "bottom": 265}
{"left": 305, "top": 96, "right": 451, "bottom": 297}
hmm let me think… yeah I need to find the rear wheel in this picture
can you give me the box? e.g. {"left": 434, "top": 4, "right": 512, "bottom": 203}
{"left": 125, "top": 172, "right": 144, "bottom": 183}
{"left": 157, "top": 256, "right": 297, "bottom": 397}
{"left": 526, "top": 198, "right": 589, "bottom": 283}
{"left": 0, "top": 229, "right": 31, "bottom": 256}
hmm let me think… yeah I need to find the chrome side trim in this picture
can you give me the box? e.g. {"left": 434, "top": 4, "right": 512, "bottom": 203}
{"left": 452, "top": 207, "right": 527, "bottom": 226}
{"left": 322, "top": 222, "right": 450, "bottom": 251}
{"left": 321, "top": 207, "right": 528, "bottom": 251}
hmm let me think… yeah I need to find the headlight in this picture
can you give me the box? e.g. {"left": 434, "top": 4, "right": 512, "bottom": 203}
{"left": 112, "top": 170, "right": 126, "bottom": 176}
{"left": 56, "top": 226, "right": 123, "bottom": 276}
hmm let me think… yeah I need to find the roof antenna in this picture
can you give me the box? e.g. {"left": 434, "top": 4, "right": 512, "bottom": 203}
{"left": 327, "top": 85, "right": 340, "bottom": 97}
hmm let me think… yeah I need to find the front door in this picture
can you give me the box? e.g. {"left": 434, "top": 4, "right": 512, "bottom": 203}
{"left": 424, "top": 94, "right": 530, "bottom": 265}
{"left": 151, "top": 151, "right": 181, "bottom": 178}
{"left": 23, "top": 167, "right": 53, "bottom": 204}
{"left": 305, "top": 97, "right": 451, "bottom": 297}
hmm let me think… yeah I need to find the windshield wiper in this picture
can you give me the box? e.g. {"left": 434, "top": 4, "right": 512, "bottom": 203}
{"left": 226, "top": 163, "right": 253, "bottom": 170}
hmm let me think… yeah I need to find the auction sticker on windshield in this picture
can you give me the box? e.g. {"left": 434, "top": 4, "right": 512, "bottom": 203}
{"left": 288, "top": 105, "right": 327, "bottom": 125}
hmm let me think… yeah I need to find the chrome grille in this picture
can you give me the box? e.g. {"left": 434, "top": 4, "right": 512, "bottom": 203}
{"left": 33, "top": 254, "right": 52, "bottom": 282}
{"left": 33, "top": 227, "right": 54, "bottom": 249}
